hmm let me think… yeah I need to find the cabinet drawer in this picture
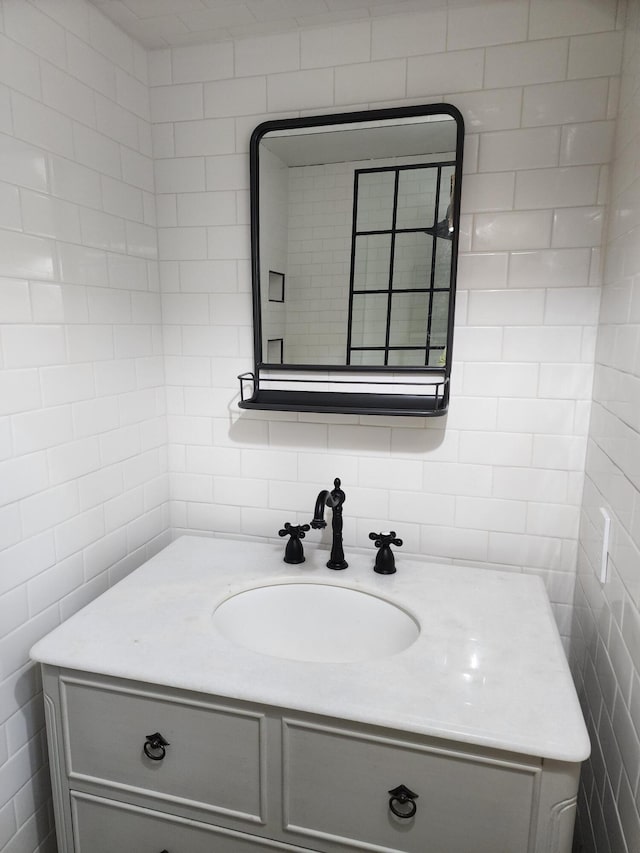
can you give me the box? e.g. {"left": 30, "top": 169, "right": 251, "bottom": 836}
{"left": 71, "top": 793, "right": 310, "bottom": 853}
{"left": 60, "top": 677, "right": 265, "bottom": 823}
{"left": 282, "top": 719, "right": 540, "bottom": 853}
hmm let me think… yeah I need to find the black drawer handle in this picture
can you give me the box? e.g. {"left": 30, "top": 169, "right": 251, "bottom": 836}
{"left": 388, "top": 784, "right": 418, "bottom": 819}
{"left": 144, "top": 732, "right": 169, "bottom": 761}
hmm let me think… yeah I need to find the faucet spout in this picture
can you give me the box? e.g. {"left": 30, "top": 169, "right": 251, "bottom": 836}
{"left": 311, "top": 490, "right": 331, "bottom": 529}
{"left": 310, "top": 478, "right": 347, "bottom": 570}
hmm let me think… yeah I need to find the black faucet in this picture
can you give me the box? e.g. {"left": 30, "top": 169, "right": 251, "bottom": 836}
{"left": 311, "top": 477, "right": 348, "bottom": 570}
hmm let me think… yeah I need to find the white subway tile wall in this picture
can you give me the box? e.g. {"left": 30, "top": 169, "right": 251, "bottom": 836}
{"left": 570, "top": 1, "right": 640, "bottom": 851}
{"left": 0, "top": 2, "right": 169, "bottom": 851}
{"left": 150, "top": 0, "right": 618, "bottom": 650}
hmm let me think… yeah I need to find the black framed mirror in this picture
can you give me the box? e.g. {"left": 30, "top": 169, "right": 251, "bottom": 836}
{"left": 238, "top": 103, "right": 464, "bottom": 417}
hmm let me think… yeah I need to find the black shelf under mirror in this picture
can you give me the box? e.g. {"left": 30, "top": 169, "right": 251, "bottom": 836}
{"left": 238, "top": 371, "right": 449, "bottom": 417}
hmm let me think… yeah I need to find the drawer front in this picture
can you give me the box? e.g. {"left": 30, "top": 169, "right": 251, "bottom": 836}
{"left": 61, "top": 678, "right": 265, "bottom": 822}
{"left": 282, "top": 719, "right": 539, "bottom": 853}
{"left": 71, "top": 793, "right": 311, "bottom": 853}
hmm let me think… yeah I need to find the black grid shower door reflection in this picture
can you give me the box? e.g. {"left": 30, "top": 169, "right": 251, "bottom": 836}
{"left": 346, "top": 162, "right": 455, "bottom": 367}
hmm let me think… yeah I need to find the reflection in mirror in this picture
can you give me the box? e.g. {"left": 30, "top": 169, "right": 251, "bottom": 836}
{"left": 266, "top": 338, "right": 283, "bottom": 364}
{"left": 346, "top": 162, "right": 454, "bottom": 368}
{"left": 259, "top": 117, "right": 458, "bottom": 368}
{"left": 268, "top": 270, "right": 285, "bottom": 302}
{"left": 240, "top": 104, "right": 464, "bottom": 417}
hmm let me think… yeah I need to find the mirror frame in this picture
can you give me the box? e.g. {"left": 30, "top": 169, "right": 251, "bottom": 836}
{"left": 238, "top": 102, "right": 464, "bottom": 417}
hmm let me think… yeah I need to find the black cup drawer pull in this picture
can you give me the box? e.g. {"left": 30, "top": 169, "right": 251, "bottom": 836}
{"left": 144, "top": 732, "right": 170, "bottom": 760}
{"left": 388, "top": 784, "right": 418, "bottom": 819}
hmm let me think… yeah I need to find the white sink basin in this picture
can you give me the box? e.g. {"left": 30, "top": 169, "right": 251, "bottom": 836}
{"left": 213, "top": 582, "right": 419, "bottom": 663}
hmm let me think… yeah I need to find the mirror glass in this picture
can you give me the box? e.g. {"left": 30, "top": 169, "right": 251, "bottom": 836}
{"left": 252, "top": 106, "right": 462, "bottom": 372}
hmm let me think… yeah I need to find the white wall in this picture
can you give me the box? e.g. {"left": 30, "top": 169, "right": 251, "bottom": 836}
{"left": 258, "top": 145, "right": 288, "bottom": 361}
{"left": 0, "top": 1, "right": 169, "bottom": 851}
{"left": 285, "top": 159, "right": 355, "bottom": 365}
{"left": 0, "top": 1, "right": 634, "bottom": 852}
{"left": 150, "top": 0, "right": 622, "bottom": 649}
{"left": 571, "top": 0, "right": 640, "bottom": 849}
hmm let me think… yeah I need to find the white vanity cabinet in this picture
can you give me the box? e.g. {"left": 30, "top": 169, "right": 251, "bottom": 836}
{"left": 31, "top": 536, "right": 590, "bottom": 853}
{"left": 42, "top": 667, "right": 580, "bottom": 853}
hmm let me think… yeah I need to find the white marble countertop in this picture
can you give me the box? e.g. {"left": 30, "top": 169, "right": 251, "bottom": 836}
{"left": 31, "top": 535, "right": 590, "bottom": 764}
